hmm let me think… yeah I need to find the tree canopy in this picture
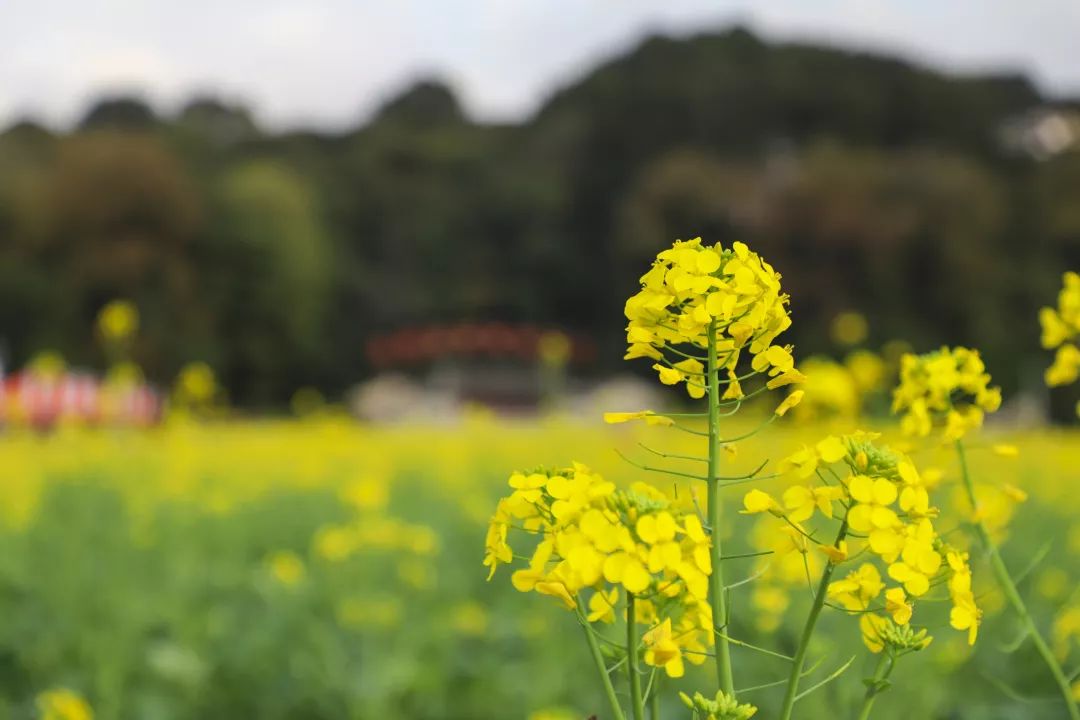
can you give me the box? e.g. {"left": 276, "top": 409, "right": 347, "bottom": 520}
{"left": 0, "top": 27, "right": 1076, "bottom": 405}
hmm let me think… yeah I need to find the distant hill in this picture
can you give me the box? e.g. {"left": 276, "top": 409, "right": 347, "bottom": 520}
{"left": 535, "top": 27, "right": 1041, "bottom": 155}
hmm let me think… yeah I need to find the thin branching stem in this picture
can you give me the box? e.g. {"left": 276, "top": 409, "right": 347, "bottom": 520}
{"left": 637, "top": 443, "right": 708, "bottom": 464}
{"left": 614, "top": 449, "right": 708, "bottom": 482}
{"left": 1011, "top": 541, "right": 1053, "bottom": 586}
{"left": 711, "top": 631, "right": 795, "bottom": 662}
{"left": 778, "top": 519, "right": 849, "bottom": 720}
{"left": 955, "top": 440, "right": 1080, "bottom": 720}
{"left": 794, "top": 655, "right": 855, "bottom": 701}
{"left": 717, "top": 414, "right": 778, "bottom": 444}
{"left": 646, "top": 670, "right": 660, "bottom": 720}
{"left": 659, "top": 344, "right": 709, "bottom": 363}
{"left": 724, "top": 563, "right": 772, "bottom": 591}
{"left": 627, "top": 593, "right": 646, "bottom": 720}
{"left": 736, "top": 655, "right": 826, "bottom": 694}
{"left": 706, "top": 319, "right": 735, "bottom": 696}
{"left": 720, "top": 549, "right": 774, "bottom": 561}
{"left": 575, "top": 597, "right": 627, "bottom": 720}
{"left": 673, "top": 424, "right": 709, "bottom": 437}
{"left": 855, "top": 653, "right": 894, "bottom": 720}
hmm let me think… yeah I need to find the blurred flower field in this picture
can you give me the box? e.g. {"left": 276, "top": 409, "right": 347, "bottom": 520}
{"left": 0, "top": 412, "right": 1078, "bottom": 720}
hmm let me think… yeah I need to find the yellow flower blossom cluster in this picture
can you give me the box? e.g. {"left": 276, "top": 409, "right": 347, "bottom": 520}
{"left": 267, "top": 550, "right": 306, "bottom": 586}
{"left": 37, "top": 688, "right": 94, "bottom": 720}
{"left": 173, "top": 361, "right": 219, "bottom": 409}
{"left": 743, "top": 432, "right": 981, "bottom": 651}
{"left": 314, "top": 517, "right": 438, "bottom": 562}
{"left": 623, "top": 238, "right": 801, "bottom": 397}
{"left": 527, "top": 708, "right": 579, "bottom": 720}
{"left": 846, "top": 349, "right": 888, "bottom": 396}
{"left": 96, "top": 299, "right": 139, "bottom": 343}
{"left": 1041, "top": 271, "right": 1080, "bottom": 415}
{"left": 1052, "top": 605, "right": 1080, "bottom": 660}
{"left": 789, "top": 356, "right": 861, "bottom": 421}
{"left": 484, "top": 464, "right": 713, "bottom": 677}
{"left": 892, "top": 347, "right": 1002, "bottom": 440}
{"left": 831, "top": 311, "right": 869, "bottom": 347}
{"left": 786, "top": 351, "right": 888, "bottom": 422}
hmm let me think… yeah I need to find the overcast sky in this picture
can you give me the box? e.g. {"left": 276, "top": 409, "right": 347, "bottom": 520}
{"left": 1, "top": 0, "right": 1077, "bottom": 131}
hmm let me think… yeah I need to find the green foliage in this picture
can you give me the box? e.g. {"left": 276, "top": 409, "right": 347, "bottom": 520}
{"left": 0, "top": 28, "right": 1074, "bottom": 404}
{"left": 210, "top": 161, "right": 331, "bottom": 402}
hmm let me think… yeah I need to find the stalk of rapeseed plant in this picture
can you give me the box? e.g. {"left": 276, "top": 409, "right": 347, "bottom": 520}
{"left": 627, "top": 593, "right": 646, "bottom": 720}
{"left": 617, "top": 238, "right": 802, "bottom": 697}
{"left": 743, "top": 432, "right": 950, "bottom": 719}
{"left": 854, "top": 653, "right": 892, "bottom": 720}
{"left": 486, "top": 238, "right": 801, "bottom": 717}
{"left": 893, "top": 346, "right": 1080, "bottom": 720}
{"left": 775, "top": 518, "right": 848, "bottom": 719}
{"left": 487, "top": 238, "right": 988, "bottom": 718}
{"left": 574, "top": 594, "right": 627, "bottom": 720}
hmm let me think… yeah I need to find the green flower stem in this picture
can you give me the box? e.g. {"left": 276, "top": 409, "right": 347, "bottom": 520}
{"left": 577, "top": 600, "right": 628, "bottom": 720}
{"left": 855, "top": 653, "right": 893, "bottom": 720}
{"left": 955, "top": 440, "right": 1080, "bottom": 720}
{"left": 627, "top": 593, "right": 647, "bottom": 720}
{"left": 779, "top": 521, "right": 849, "bottom": 720}
{"left": 650, "top": 676, "right": 661, "bottom": 720}
{"left": 706, "top": 319, "right": 736, "bottom": 696}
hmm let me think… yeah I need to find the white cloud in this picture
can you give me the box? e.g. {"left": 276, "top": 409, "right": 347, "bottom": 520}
{"left": 0, "top": 0, "right": 1075, "bottom": 131}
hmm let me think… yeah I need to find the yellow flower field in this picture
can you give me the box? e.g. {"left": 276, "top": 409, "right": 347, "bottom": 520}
{"left": 1, "top": 413, "right": 1077, "bottom": 719}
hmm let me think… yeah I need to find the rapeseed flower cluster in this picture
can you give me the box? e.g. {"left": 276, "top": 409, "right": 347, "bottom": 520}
{"left": 790, "top": 357, "right": 860, "bottom": 421}
{"left": 1041, "top": 271, "right": 1080, "bottom": 415}
{"left": 623, "top": 238, "right": 801, "bottom": 398}
{"left": 503, "top": 238, "right": 803, "bottom": 718}
{"left": 96, "top": 300, "right": 139, "bottom": 343}
{"left": 783, "top": 351, "right": 887, "bottom": 423}
{"left": 831, "top": 311, "right": 869, "bottom": 347}
{"left": 743, "top": 432, "right": 980, "bottom": 651}
{"left": 315, "top": 516, "right": 438, "bottom": 563}
{"left": 891, "top": 347, "right": 1002, "bottom": 440}
{"left": 309, "top": 468, "right": 439, "bottom": 592}
{"left": 267, "top": 550, "right": 306, "bottom": 586}
{"left": 485, "top": 464, "right": 713, "bottom": 678}
{"left": 36, "top": 688, "right": 93, "bottom": 720}
{"left": 845, "top": 349, "right": 888, "bottom": 396}
{"left": 481, "top": 238, "right": 1080, "bottom": 719}
{"left": 1053, "top": 605, "right": 1080, "bottom": 661}
{"left": 173, "top": 361, "right": 219, "bottom": 410}
{"left": 893, "top": 339, "right": 1079, "bottom": 718}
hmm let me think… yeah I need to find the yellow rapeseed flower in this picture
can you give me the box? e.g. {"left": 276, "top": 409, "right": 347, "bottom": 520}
{"left": 623, "top": 238, "right": 798, "bottom": 398}
{"left": 774, "top": 390, "right": 804, "bottom": 417}
{"left": 1039, "top": 271, "right": 1080, "bottom": 350}
{"left": 830, "top": 311, "right": 869, "bottom": 347}
{"left": 892, "top": 346, "right": 1001, "bottom": 440}
{"left": 754, "top": 431, "right": 974, "bottom": 650}
{"left": 643, "top": 617, "right": 685, "bottom": 678}
{"left": 950, "top": 590, "right": 982, "bottom": 645}
{"left": 602, "top": 410, "right": 674, "bottom": 426}
{"left": 267, "top": 550, "right": 305, "bottom": 586}
{"left": 97, "top": 299, "right": 139, "bottom": 342}
{"left": 37, "top": 689, "right": 93, "bottom": 720}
